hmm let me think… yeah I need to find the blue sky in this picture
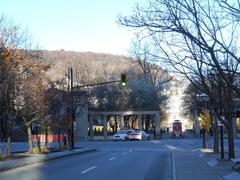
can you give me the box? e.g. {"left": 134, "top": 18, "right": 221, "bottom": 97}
{"left": 0, "top": 0, "right": 140, "bottom": 55}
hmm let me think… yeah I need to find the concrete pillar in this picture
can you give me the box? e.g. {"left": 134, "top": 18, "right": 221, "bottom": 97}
{"left": 138, "top": 114, "right": 142, "bottom": 130}
{"left": 120, "top": 115, "right": 124, "bottom": 129}
{"left": 75, "top": 95, "right": 88, "bottom": 141}
{"left": 194, "top": 110, "right": 201, "bottom": 138}
{"left": 143, "top": 117, "right": 145, "bottom": 130}
{"left": 89, "top": 115, "right": 94, "bottom": 140}
{"left": 155, "top": 112, "right": 161, "bottom": 139}
{"left": 103, "top": 115, "right": 108, "bottom": 140}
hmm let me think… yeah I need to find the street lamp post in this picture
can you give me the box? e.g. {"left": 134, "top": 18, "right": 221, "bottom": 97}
{"left": 196, "top": 93, "right": 209, "bottom": 149}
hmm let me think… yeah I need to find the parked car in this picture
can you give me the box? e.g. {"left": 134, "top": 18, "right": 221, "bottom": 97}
{"left": 112, "top": 129, "right": 135, "bottom": 141}
{"left": 128, "top": 130, "right": 149, "bottom": 140}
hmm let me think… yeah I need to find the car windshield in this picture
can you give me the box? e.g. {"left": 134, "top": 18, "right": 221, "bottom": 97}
{"left": 134, "top": 131, "right": 141, "bottom": 133}
{"left": 115, "top": 130, "right": 127, "bottom": 134}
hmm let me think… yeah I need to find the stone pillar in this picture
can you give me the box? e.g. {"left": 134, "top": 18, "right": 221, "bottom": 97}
{"left": 120, "top": 115, "right": 124, "bottom": 129}
{"left": 103, "top": 115, "right": 108, "bottom": 140}
{"left": 194, "top": 122, "right": 201, "bottom": 139}
{"left": 155, "top": 112, "right": 161, "bottom": 139}
{"left": 194, "top": 110, "right": 201, "bottom": 138}
{"left": 89, "top": 115, "right": 94, "bottom": 140}
{"left": 74, "top": 93, "right": 88, "bottom": 141}
{"left": 138, "top": 114, "right": 142, "bottom": 130}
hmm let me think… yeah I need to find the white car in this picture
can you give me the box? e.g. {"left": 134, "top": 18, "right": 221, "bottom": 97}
{"left": 112, "top": 129, "right": 135, "bottom": 141}
{"left": 128, "top": 130, "right": 150, "bottom": 140}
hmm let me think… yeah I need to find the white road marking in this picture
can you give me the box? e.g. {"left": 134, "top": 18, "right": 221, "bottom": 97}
{"left": 109, "top": 157, "right": 116, "bottom": 161}
{"left": 231, "top": 158, "right": 240, "bottom": 162}
{"left": 207, "top": 159, "right": 218, "bottom": 167}
{"left": 99, "top": 148, "right": 167, "bottom": 152}
{"left": 198, "top": 153, "right": 206, "bottom": 158}
{"left": 122, "top": 152, "right": 128, "bottom": 155}
{"left": 224, "top": 172, "right": 240, "bottom": 180}
{"left": 81, "top": 166, "right": 96, "bottom": 174}
{"left": 172, "top": 151, "right": 177, "bottom": 180}
{"left": 192, "top": 149, "right": 198, "bottom": 152}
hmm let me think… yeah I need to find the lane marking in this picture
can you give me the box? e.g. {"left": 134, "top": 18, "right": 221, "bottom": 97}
{"left": 172, "top": 151, "right": 177, "bottom": 180}
{"left": 81, "top": 166, "right": 96, "bottom": 174}
{"left": 99, "top": 148, "right": 167, "bottom": 152}
{"left": 207, "top": 159, "right": 218, "bottom": 167}
{"left": 109, "top": 157, "right": 116, "bottom": 161}
{"left": 198, "top": 153, "right": 206, "bottom": 158}
{"left": 224, "top": 172, "right": 240, "bottom": 180}
{"left": 122, "top": 152, "right": 128, "bottom": 155}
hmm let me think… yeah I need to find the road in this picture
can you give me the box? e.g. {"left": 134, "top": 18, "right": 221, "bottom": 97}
{"left": 0, "top": 138, "right": 239, "bottom": 180}
{"left": 0, "top": 140, "right": 175, "bottom": 180}
{"left": 4, "top": 135, "right": 240, "bottom": 153}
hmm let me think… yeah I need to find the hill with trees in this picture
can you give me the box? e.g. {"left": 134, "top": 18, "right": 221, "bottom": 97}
{"left": 42, "top": 50, "right": 171, "bottom": 111}
{"left": 43, "top": 50, "right": 131, "bottom": 82}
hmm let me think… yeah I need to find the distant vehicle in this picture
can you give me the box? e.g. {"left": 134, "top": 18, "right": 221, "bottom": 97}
{"left": 128, "top": 130, "right": 149, "bottom": 140}
{"left": 112, "top": 129, "right": 135, "bottom": 141}
{"left": 172, "top": 120, "right": 183, "bottom": 138}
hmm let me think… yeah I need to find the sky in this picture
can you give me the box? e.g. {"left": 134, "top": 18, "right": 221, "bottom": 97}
{"left": 0, "top": 0, "right": 140, "bottom": 56}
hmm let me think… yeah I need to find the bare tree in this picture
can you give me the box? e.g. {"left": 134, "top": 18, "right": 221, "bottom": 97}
{"left": 0, "top": 15, "right": 48, "bottom": 154}
{"left": 18, "top": 63, "right": 49, "bottom": 153}
{"left": 0, "top": 15, "right": 35, "bottom": 156}
{"left": 119, "top": 0, "right": 240, "bottom": 159}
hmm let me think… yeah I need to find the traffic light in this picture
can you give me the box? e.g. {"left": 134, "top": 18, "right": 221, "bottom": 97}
{"left": 121, "top": 74, "right": 127, "bottom": 87}
{"left": 197, "top": 116, "right": 202, "bottom": 121}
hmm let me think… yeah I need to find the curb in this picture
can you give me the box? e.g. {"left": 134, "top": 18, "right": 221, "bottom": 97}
{"left": 0, "top": 148, "right": 96, "bottom": 172}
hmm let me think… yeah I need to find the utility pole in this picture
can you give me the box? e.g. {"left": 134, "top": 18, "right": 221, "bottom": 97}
{"left": 70, "top": 67, "right": 74, "bottom": 149}
{"left": 67, "top": 68, "right": 71, "bottom": 148}
{"left": 66, "top": 67, "right": 74, "bottom": 149}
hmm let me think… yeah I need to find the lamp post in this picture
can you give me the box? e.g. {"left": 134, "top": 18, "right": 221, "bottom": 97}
{"left": 196, "top": 93, "right": 209, "bottom": 149}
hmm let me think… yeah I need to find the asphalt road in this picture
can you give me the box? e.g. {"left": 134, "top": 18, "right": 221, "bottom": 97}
{"left": 0, "top": 141, "right": 172, "bottom": 180}
{"left": 1, "top": 138, "right": 239, "bottom": 180}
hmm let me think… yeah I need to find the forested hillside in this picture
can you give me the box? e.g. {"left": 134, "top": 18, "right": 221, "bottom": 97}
{"left": 43, "top": 50, "right": 132, "bottom": 82}
{"left": 43, "top": 50, "right": 171, "bottom": 111}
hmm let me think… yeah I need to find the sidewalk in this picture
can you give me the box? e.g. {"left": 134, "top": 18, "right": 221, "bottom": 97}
{"left": 0, "top": 147, "right": 96, "bottom": 172}
{"left": 174, "top": 149, "right": 240, "bottom": 180}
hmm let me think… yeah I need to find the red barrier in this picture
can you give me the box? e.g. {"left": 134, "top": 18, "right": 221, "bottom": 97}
{"left": 32, "top": 134, "right": 68, "bottom": 142}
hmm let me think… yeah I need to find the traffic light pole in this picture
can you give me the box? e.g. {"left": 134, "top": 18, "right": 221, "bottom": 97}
{"left": 68, "top": 71, "right": 127, "bottom": 148}
{"left": 73, "top": 80, "right": 122, "bottom": 89}
{"left": 73, "top": 74, "right": 127, "bottom": 90}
